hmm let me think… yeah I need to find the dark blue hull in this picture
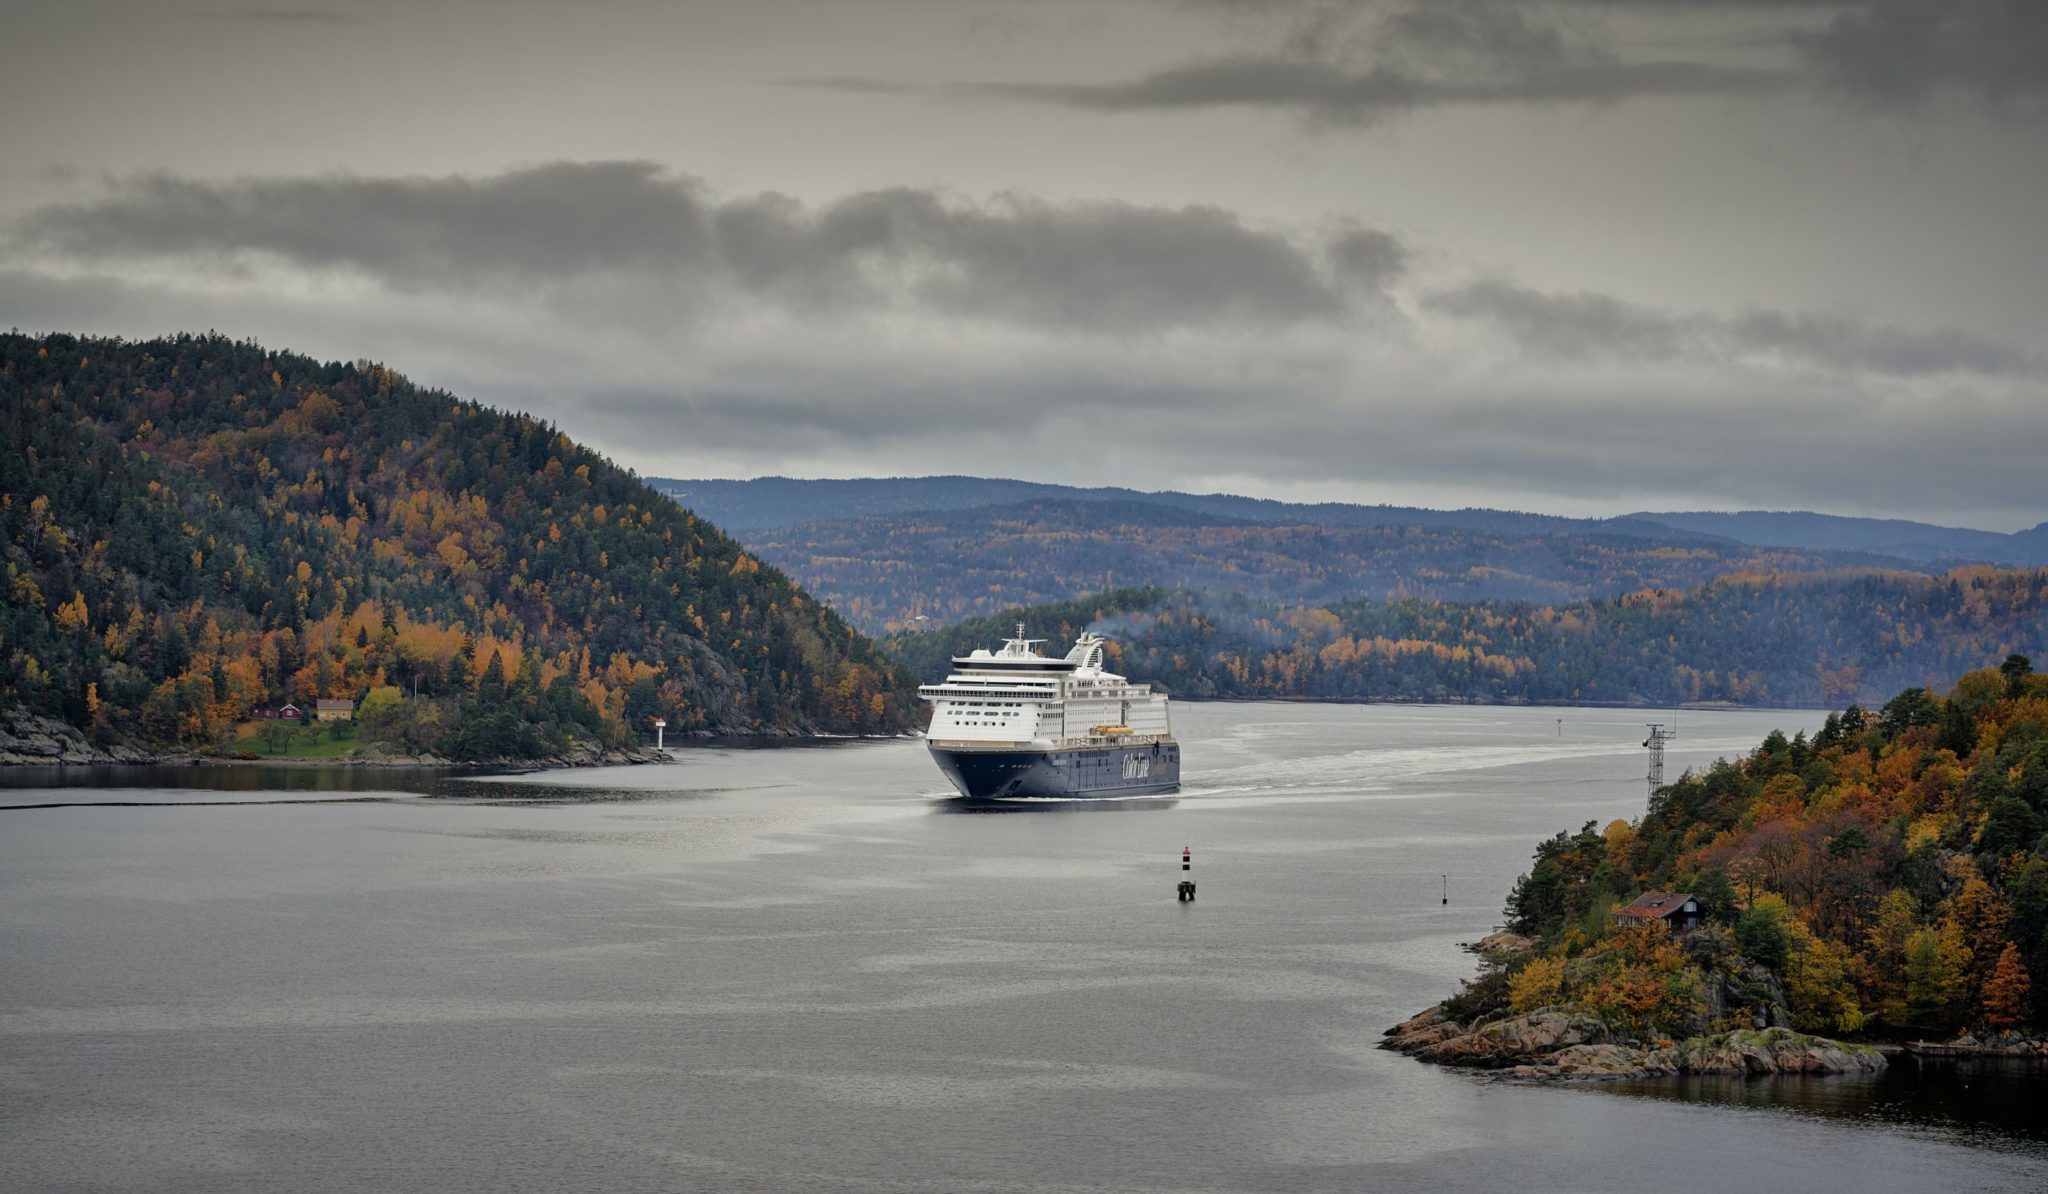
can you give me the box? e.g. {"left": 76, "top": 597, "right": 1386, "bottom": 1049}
{"left": 929, "top": 741, "right": 1181, "bottom": 800}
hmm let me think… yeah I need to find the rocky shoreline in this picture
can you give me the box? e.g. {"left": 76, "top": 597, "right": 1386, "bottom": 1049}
{"left": 0, "top": 709, "right": 157, "bottom": 766}
{"left": 0, "top": 707, "right": 671, "bottom": 770}
{"left": 1903, "top": 1031, "right": 2048, "bottom": 1059}
{"left": 1380, "top": 1005, "right": 1888, "bottom": 1080}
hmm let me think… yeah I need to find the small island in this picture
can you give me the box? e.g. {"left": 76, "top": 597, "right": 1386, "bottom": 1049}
{"left": 1386, "top": 656, "right": 2048, "bottom": 1079}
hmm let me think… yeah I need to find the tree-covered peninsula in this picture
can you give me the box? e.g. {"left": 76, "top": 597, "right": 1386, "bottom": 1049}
{"left": 1, "top": 333, "right": 918, "bottom": 762}
{"left": 1385, "top": 658, "right": 2048, "bottom": 1078}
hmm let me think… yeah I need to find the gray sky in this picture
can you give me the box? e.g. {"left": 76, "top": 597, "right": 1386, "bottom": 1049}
{"left": 3, "top": 0, "right": 2044, "bottom": 529}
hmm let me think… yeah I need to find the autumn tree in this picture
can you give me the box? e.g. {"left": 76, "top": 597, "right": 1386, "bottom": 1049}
{"left": 1983, "top": 942, "right": 2032, "bottom": 1031}
{"left": 1783, "top": 919, "right": 1866, "bottom": 1035}
{"left": 1902, "top": 922, "right": 1971, "bottom": 1037}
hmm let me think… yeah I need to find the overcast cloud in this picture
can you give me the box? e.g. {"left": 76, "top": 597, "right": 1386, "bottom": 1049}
{"left": 1, "top": 0, "right": 2043, "bottom": 529}
{"left": 812, "top": 1, "right": 2043, "bottom": 125}
{"left": 15, "top": 165, "right": 1395, "bottom": 333}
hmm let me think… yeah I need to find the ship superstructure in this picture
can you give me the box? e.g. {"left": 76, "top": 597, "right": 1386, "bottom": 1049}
{"left": 919, "top": 627, "right": 1180, "bottom": 799}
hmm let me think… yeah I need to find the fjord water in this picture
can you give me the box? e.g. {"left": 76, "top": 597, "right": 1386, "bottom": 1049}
{"left": 3, "top": 703, "right": 2044, "bottom": 1193}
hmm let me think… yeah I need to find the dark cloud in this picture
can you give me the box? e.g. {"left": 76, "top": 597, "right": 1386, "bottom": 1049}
{"left": 1427, "top": 279, "right": 2040, "bottom": 378}
{"left": 1324, "top": 224, "right": 1408, "bottom": 293}
{"left": 810, "top": 1, "right": 2044, "bottom": 124}
{"left": 1792, "top": 0, "right": 2048, "bottom": 115}
{"left": 1379, "top": 0, "right": 1590, "bottom": 74}
{"left": 1725, "top": 310, "right": 2038, "bottom": 378}
{"left": 18, "top": 163, "right": 711, "bottom": 284}
{"left": 1426, "top": 281, "right": 1687, "bottom": 360}
{"left": 800, "top": 0, "right": 1790, "bottom": 124}
{"left": 846, "top": 55, "right": 1783, "bottom": 125}
{"left": 13, "top": 164, "right": 1404, "bottom": 334}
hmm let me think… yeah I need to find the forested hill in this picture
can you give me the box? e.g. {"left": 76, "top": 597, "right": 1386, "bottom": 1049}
{"left": 888, "top": 570, "right": 2048, "bottom": 708}
{"left": 0, "top": 333, "right": 917, "bottom": 759}
{"left": 739, "top": 499, "right": 1943, "bottom": 634}
{"left": 1455, "top": 659, "right": 2048, "bottom": 1041}
{"left": 656, "top": 475, "right": 2048, "bottom": 576}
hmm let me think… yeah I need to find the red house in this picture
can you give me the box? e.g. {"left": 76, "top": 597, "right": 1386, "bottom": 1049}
{"left": 1614, "top": 891, "right": 1702, "bottom": 933}
{"left": 253, "top": 703, "right": 303, "bottom": 721}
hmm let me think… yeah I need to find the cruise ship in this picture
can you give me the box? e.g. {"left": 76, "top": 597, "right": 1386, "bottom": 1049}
{"left": 919, "top": 626, "right": 1180, "bottom": 800}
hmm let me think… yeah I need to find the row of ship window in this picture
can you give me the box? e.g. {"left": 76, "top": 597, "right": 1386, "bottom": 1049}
{"left": 948, "top": 700, "right": 1025, "bottom": 727}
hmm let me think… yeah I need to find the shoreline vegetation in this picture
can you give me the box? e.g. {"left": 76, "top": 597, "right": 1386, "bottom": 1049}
{"left": 0, "top": 705, "right": 676, "bottom": 768}
{"left": 1386, "top": 656, "right": 2048, "bottom": 1081}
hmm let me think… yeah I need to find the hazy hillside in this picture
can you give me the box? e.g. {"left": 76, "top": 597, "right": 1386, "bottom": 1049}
{"left": 1, "top": 333, "right": 917, "bottom": 759}
{"left": 655, "top": 476, "right": 2046, "bottom": 636}
{"left": 889, "top": 569, "right": 2048, "bottom": 709}
{"left": 657, "top": 476, "right": 2047, "bottom": 566}
{"left": 740, "top": 498, "right": 1937, "bottom": 634}
{"left": 654, "top": 474, "right": 1678, "bottom": 539}
{"left": 1631, "top": 511, "right": 2048, "bottom": 566}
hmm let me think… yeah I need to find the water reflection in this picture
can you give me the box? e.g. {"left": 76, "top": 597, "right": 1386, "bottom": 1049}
{"left": 0, "top": 764, "right": 723, "bottom": 807}
{"left": 1598, "top": 1056, "right": 2048, "bottom": 1149}
{"left": 686, "top": 735, "right": 881, "bottom": 751}
{"left": 933, "top": 795, "right": 1181, "bottom": 814}
{"left": 0, "top": 762, "right": 480, "bottom": 794}
{"left": 432, "top": 779, "right": 733, "bottom": 805}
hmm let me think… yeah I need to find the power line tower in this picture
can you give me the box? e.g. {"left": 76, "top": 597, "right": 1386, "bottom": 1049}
{"left": 1643, "top": 723, "right": 1676, "bottom": 796}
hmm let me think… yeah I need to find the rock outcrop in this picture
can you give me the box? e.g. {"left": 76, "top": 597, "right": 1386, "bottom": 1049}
{"left": 1905, "top": 1031, "right": 2048, "bottom": 1058}
{"left": 394, "top": 744, "right": 673, "bottom": 769}
{"left": 1383, "top": 1006, "right": 1465, "bottom": 1053}
{"left": 1684, "top": 928, "right": 1792, "bottom": 1033}
{"left": 1469, "top": 930, "right": 1537, "bottom": 955}
{"left": 1675, "top": 1029, "right": 1886, "bottom": 1076}
{"left": 1412, "top": 1009, "right": 1611, "bottom": 1067}
{"left": 0, "top": 706, "right": 157, "bottom": 765}
{"left": 1382, "top": 1006, "right": 1886, "bottom": 1081}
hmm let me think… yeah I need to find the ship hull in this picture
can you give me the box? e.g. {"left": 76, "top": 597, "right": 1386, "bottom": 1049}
{"left": 929, "top": 741, "right": 1180, "bottom": 800}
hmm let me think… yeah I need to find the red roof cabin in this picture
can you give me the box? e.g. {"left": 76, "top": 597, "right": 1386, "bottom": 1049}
{"left": 1614, "top": 891, "right": 1702, "bottom": 933}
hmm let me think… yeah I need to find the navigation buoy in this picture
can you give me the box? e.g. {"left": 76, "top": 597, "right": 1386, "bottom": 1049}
{"left": 1177, "top": 847, "right": 1195, "bottom": 902}
{"left": 1182, "top": 846, "right": 1191, "bottom": 872}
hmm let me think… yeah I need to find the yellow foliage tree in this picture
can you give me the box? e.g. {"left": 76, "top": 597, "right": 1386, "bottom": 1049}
{"left": 54, "top": 591, "right": 90, "bottom": 634}
{"left": 1783, "top": 918, "right": 1866, "bottom": 1035}
{"left": 1508, "top": 955, "right": 1566, "bottom": 1014}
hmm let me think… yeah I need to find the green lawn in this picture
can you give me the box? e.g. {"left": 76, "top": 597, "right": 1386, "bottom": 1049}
{"left": 235, "top": 722, "right": 361, "bottom": 759}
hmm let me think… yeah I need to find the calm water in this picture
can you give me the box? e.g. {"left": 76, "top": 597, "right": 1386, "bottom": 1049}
{"left": 3, "top": 703, "right": 2043, "bottom": 1193}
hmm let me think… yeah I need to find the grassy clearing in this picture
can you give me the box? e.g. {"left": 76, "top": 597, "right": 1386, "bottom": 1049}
{"left": 234, "top": 721, "right": 360, "bottom": 759}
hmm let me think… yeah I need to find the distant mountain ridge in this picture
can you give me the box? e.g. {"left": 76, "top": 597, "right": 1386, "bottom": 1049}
{"left": 656, "top": 475, "right": 2045, "bottom": 563}
{"left": 653, "top": 474, "right": 1726, "bottom": 542}
{"left": 1624, "top": 510, "right": 2048, "bottom": 566}
{"left": 650, "top": 476, "right": 2042, "bottom": 635}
